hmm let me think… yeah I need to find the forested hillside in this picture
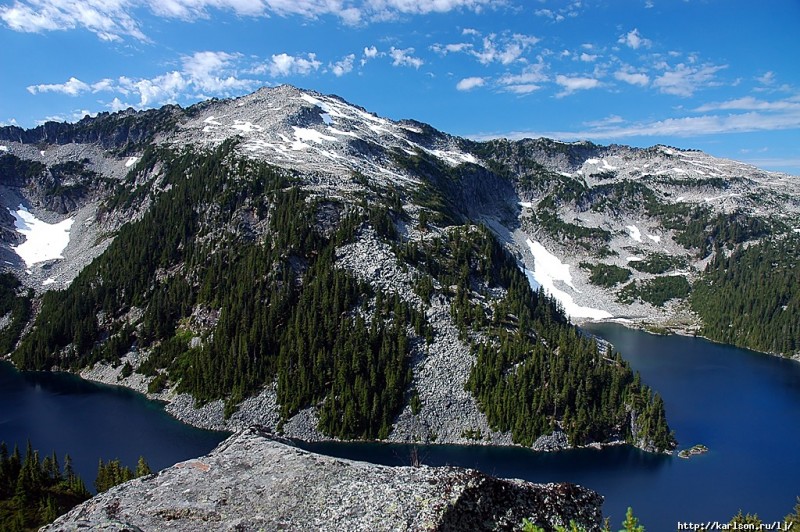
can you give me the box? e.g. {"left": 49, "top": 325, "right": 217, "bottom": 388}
{"left": 692, "top": 235, "right": 800, "bottom": 355}
{"left": 8, "top": 136, "right": 672, "bottom": 450}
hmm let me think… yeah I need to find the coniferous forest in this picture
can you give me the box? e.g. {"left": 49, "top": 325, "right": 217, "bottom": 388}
{"left": 0, "top": 440, "right": 151, "bottom": 531}
{"left": 0, "top": 441, "right": 89, "bottom": 531}
{"left": 7, "top": 139, "right": 674, "bottom": 450}
{"left": 398, "top": 225, "right": 673, "bottom": 450}
{"left": 692, "top": 235, "right": 800, "bottom": 355}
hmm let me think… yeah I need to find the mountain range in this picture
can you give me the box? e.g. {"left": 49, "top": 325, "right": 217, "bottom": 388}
{"left": 1, "top": 84, "right": 798, "bottom": 453}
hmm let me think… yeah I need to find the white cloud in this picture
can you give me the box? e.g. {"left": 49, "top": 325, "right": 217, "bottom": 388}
{"left": 498, "top": 60, "right": 548, "bottom": 93}
{"left": 366, "top": 0, "right": 494, "bottom": 17}
{"left": 499, "top": 63, "right": 548, "bottom": 86}
{"left": 456, "top": 76, "right": 485, "bottom": 91}
{"left": 579, "top": 53, "right": 597, "bottom": 62}
{"left": 91, "top": 78, "right": 115, "bottom": 92}
{"left": 583, "top": 115, "right": 624, "bottom": 128}
{"left": 555, "top": 74, "right": 600, "bottom": 97}
{"left": 361, "top": 45, "right": 379, "bottom": 66}
{"left": 653, "top": 63, "right": 726, "bottom": 97}
{"left": 36, "top": 108, "right": 96, "bottom": 125}
{"left": 503, "top": 84, "right": 541, "bottom": 94}
{"left": 389, "top": 47, "right": 423, "bottom": 69}
{"left": 534, "top": 7, "right": 563, "bottom": 21}
{"left": 27, "top": 77, "right": 90, "bottom": 96}
{"left": 28, "top": 49, "right": 261, "bottom": 109}
{"left": 262, "top": 52, "right": 322, "bottom": 77}
{"left": 107, "top": 97, "right": 133, "bottom": 112}
{"left": 1, "top": 0, "right": 147, "bottom": 41}
{"left": 470, "top": 33, "right": 539, "bottom": 65}
{"left": 738, "top": 157, "right": 800, "bottom": 173}
{"left": 483, "top": 108, "right": 800, "bottom": 142}
{"left": 614, "top": 70, "right": 650, "bottom": 87}
{"left": 431, "top": 42, "right": 472, "bottom": 55}
{"left": 118, "top": 71, "right": 188, "bottom": 107}
{"left": 694, "top": 96, "right": 800, "bottom": 113}
{"left": 182, "top": 51, "right": 254, "bottom": 93}
{"left": 534, "top": 1, "right": 582, "bottom": 21}
{"left": 433, "top": 30, "right": 541, "bottom": 66}
{"left": 330, "top": 54, "right": 355, "bottom": 77}
{"left": 618, "top": 28, "right": 651, "bottom": 50}
{"left": 1, "top": 0, "right": 497, "bottom": 41}
{"left": 757, "top": 71, "right": 775, "bottom": 85}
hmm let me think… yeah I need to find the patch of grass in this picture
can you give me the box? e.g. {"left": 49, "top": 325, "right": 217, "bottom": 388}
{"left": 580, "top": 262, "right": 631, "bottom": 287}
{"left": 629, "top": 253, "right": 687, "bottom": 274}
{"left": 618, "top": 276, "right": 691, "bottom": 307}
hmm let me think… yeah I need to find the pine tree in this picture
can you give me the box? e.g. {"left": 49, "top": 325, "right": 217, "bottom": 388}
{"left": 135, "top": 456, "right": 152, "bottom": 477}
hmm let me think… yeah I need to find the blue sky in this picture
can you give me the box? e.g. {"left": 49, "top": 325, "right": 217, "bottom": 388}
{"left": 1, "top": 0, "right": 799, "bottom": 174}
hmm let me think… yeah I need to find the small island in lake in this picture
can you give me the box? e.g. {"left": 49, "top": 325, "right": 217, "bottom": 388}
{"left": 678, "top": 444, "right": 708, "bottom": 459}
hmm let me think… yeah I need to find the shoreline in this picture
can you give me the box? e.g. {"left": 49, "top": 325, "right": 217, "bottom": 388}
{"left": 577, "top": 316, "right": 800, "bottom": 364}
{"left": 0, "top": 353, "right": 669, "bottom": 456}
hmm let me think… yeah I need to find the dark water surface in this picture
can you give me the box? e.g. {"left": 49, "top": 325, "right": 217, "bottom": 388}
{"left": 300, "top": 324, "right": 800, "bottom": 528}
{"left": 2, "top": 323, "right": 800, "bottom": 528}
{"left": 0, "top": 360, "right": 228, "bottom": 492}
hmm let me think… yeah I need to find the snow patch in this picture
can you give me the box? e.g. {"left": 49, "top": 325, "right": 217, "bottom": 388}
{"left": 300, "top": 94, "right": 348, "bottom": 119}
{"left": 292, "top": 126, "right": 337, "bottom": 143}
{"left": 646, "top": 233, "right": 661, "bottom": 243}
{"left": 626, "top": 225, "right": 642, "bottom": 242}
{"left": 426, "top": 149, "right": 477, "bottom": 166}
{"left": 519, "top": 201, "right": 533, "bottom": 209}
{"left": 300, "top": 94, "right": 321, "bottom": 106}
{"left": 601, "top": 159, "right": 617, "bottom": 171}
{"left": 327, "top": 127, "right": 358, "bottom": 138}
{"left": 125, "top": 156, "right": 139, "bottom": 168}
{"left": 523, "top": 267, "right": 539, "bottom": 290}
{"left": 9, "top": 205, "right": 74, "bottom": 267}
{"left": 0, "top": 146, "right": 8, "bottom": 152}
{"left": 399, "top": 124, "right": 423, "bottom": 134}
{"left": 626, "top": 256, "right": 644, "bottom": 262}
{"left": 42, "top": 278, "right": 56, "bottom": 286}
{"left": 586, "top": 158, "right": 599, "bottom": 164}
{"left": 321, "top": 113, "right": 333, "bottom": 125}
{"left": 524, "top": 239, "right": 612, "bottom": 320}
{"left": 230, "top": 121, "right": 263, "bottom": 133}
{"left": 203, "top": 116, "right": 222, "bottom": 125}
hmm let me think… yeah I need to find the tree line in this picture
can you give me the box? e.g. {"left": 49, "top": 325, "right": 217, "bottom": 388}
{"left": 0, "top": 440, "right": 150, "bottom": 531}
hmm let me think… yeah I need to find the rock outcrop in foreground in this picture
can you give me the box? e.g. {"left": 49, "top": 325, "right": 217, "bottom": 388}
{"left": 43, "top": 426, "right": 604, "bottom": 531}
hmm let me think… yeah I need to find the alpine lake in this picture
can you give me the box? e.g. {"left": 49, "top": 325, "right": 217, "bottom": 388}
{"left": 2, "top": 323, "right": 799, "bottom": 528}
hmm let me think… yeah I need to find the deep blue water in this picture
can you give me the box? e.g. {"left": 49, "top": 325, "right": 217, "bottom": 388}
{"left": 2, "top": 324, "right": 800, "bottom": 528}
{"left": 0, "top": 361, "right": 228, "bottom": 492}
{"left": 300, "top": 324, "right": 800, "bottom": 528}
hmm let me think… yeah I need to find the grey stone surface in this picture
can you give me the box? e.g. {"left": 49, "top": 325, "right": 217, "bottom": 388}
{"left": 43, "top": 426, "right": 605, "bottom": 532}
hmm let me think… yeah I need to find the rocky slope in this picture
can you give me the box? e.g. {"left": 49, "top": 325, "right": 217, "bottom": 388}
{"left": 43, "top": 426, "right": 605, "bottom": 532}
{"left": 0, "top": 84, "right": 797, "bottom": 455}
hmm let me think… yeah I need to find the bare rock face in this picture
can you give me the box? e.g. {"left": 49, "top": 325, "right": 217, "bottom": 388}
{"left": 43, "top": 426, "right": 604, "bottom": 532}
